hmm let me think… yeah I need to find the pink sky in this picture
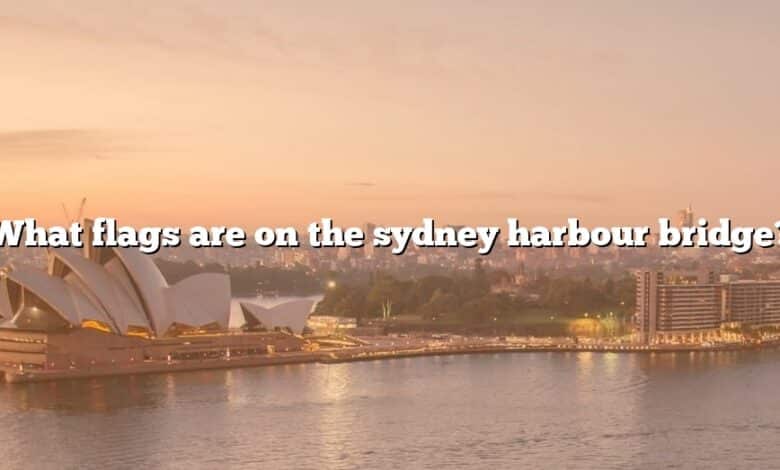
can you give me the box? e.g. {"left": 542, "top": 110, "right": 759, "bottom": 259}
{"left": 1, "top": 1, "right": 779, "bottom": 228}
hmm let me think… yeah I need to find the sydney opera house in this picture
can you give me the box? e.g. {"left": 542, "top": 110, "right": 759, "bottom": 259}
{"left": 0, "top": 220, "right": 316, "bottom": 382}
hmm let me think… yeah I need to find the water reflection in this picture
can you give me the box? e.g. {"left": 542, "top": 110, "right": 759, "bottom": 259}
{"left": 2, "top": 375, "right": 167, "bottom": 412}
{"left": 2, "top": 350, "right": 780, "bottom": 468}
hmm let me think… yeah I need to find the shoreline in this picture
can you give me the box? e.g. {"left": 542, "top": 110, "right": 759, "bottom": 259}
{"left": 4, "top": 337, "right": 779, "bottom": 384}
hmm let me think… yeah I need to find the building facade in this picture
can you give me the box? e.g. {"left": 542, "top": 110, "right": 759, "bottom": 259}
{"left": 724, "top": 281, "right": 780, "bottom": 326}
{"left": 635, "top": 271, "right": 780, "bottom": 343}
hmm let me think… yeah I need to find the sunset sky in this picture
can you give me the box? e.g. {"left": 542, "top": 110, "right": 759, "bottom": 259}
{"left": 1, "top": 1, "right": 779, "bottom": 229}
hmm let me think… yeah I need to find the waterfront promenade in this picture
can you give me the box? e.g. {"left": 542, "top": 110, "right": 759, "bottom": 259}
{"left": 4, "top": 334, "right": 778, "bottom": 383}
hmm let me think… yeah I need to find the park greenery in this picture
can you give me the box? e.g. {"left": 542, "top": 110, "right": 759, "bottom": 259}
{"left": 155, "top": 258, "right": 636, "bottom": 336}
{"left": 315, "top": 260, "right": 636, "bottom": 332}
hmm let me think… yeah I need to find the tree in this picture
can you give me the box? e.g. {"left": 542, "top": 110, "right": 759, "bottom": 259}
{"left": 420, "top": 289, "right": 459, "bottom": 321}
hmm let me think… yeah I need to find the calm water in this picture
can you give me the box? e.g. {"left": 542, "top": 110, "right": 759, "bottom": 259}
{"left": 3, "top": 350, "right": 780, "bottom": 469}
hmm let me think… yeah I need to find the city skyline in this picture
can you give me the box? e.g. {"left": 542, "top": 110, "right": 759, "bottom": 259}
{"left": 4, "top": 5, "right": 780, "bottom": 469}
{"left": 2, "top": 1, "right": 780, "bottom": 228}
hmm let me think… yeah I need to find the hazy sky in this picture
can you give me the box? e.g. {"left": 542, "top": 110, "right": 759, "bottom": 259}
{"left": 1, "top": 1, "right": 779, "bottom": 228}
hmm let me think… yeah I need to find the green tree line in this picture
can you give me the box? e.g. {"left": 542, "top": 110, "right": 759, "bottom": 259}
{"left": 316, "top": 262, "right": 635, "bottom": 325}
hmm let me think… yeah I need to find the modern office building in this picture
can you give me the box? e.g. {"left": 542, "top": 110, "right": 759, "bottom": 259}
{"left": 676, "top": 204, "right": 695, "bottom": 228}
{"left": 635, "top": 271, "right": 780, "bottom": 343}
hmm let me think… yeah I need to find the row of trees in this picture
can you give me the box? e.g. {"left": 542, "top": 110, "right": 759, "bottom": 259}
{"left": 316, "top": 262, "right": 636, "bottom": 325}
{"left": 155, "top": 258, "right": 637, "bottom": 326}
{"left": 315, "top": 273, "right": 502, "bottom": 324}
{"left": 526, "top": 273, "right": 635, "bottom": 314}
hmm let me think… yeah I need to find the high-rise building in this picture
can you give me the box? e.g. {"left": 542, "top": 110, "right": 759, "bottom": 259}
{"left": 724, "top": 281, "right": 780, "bottom": 326}
{"left": 635, "top": 271, "right": 662, "bottom": 343}
{"left": 676, "top": 204, "right": 695, "bottom": 228}
{"left": 635, "top": 271, "right": 720, "bottom": 343}
{"left": 364, "top": 222, "right": 376, "bottom": 259}
{"left": 634, "top": 271, "right": 780, "bottom": 343}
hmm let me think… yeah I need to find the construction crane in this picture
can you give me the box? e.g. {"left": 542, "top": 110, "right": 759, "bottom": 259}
{"left": 75, "top": 197, "right": 87, "bottom": 224}
{"left": 61, "top": 203, "right": 72, "bottom": 225}
{"left": 60, "top": 197, "right": 87, "bottom": 225}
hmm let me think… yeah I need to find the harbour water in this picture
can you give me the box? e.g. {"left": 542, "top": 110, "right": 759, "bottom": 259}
{"left": 3, "top": 350, "right": 780, "bottom": 469}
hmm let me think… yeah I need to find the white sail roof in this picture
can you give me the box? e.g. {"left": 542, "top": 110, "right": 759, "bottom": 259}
{"left": 109, "top": 248, "right": 170, "bottom": 335}
{"left": 0, "top": 278, "right": 12, "bottom": 319}
{"left": 0, "top": 226, "right": 236, "bottom": 337}
{"left": 162, "top": 273, "right": 231, "bottom": 334}
{"left": 49, "top": 248, "right": 151, "bottom": 333}
{"left": 238, "top": 299, "right": 315, "bottom": 334}
{"left": 5, "top": 265, "right": 113, "bottom": 328}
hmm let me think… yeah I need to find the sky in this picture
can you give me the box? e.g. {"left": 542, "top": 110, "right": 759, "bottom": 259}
{"left": 1, "top": 1, "right": 779, "bottom": 229}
